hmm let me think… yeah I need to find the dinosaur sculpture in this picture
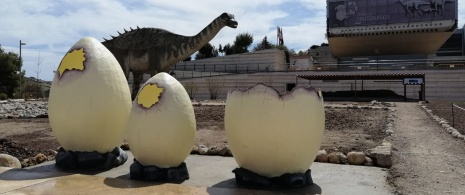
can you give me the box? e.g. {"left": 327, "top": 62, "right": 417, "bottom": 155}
{"left": 102, "top": 13, "right": 238, "bottom": 99}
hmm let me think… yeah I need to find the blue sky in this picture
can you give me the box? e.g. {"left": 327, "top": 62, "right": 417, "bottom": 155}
{"left": 0, "top": 0, "right": 463, "bottom": 81}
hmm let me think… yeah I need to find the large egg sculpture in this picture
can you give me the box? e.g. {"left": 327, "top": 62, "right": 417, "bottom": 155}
{"left": 225, "top": 84, "right": 325, "bottom": 178}
{"left": 48, "top": 37, "right": 132, "bottom": 154}
{"left": 127, "top": 73, "right": 196, "bottom": 168}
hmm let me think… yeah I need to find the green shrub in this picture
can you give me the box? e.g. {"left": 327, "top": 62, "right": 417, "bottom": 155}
{"left": 0, "top": 93, "right": 7, "bottom": 100}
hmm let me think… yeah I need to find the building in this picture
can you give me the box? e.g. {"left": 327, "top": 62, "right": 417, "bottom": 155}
{"left": 326, "top": 0, "right": 458, "bottom": 57}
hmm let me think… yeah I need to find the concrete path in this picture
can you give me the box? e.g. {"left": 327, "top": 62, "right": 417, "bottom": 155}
{"left": 1, "top": 153, "right": 394, "bottom": 194}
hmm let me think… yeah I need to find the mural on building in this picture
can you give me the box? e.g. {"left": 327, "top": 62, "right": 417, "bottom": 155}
{"left": 327, "top": 0, "right": 458, "bottom": 28}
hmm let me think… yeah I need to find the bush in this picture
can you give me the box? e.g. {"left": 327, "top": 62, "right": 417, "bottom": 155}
{"left": 0, "top": 93, "right": 7, "bottom": 100}
{"left": 183, "top": 81, "right": 198, "bottom": 100}
{"left": 206, "top": 78, "right": 224, "bottom": 100}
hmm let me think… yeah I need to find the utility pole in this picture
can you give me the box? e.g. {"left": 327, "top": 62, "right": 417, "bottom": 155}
{"left": 36, "top": 52, "right": 42, "bottom": 99}
{"left": 19, "top": 40, "right": 26, "bottom": 99}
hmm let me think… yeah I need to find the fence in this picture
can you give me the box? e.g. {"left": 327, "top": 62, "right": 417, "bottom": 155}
{"left": 452, "top": 103, "right": 465, "bottom": 128}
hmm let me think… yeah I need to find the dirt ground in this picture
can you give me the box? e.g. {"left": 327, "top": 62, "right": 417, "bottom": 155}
{"left": 0, "top": 102, "right": 388, "bottom": 164}
{"left": 2, "top": 101, "right": 465, "bottom": 194}
{"left": 387, "top": 102, "right": 465, "bottom": 195}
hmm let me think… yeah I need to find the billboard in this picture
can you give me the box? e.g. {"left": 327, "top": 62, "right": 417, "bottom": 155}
{"left": 327, "top": 0, "right": 458, "bottom": 28}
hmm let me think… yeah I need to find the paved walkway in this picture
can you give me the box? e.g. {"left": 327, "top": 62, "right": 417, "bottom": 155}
{"left": 1, "top": 154, "right": 394, "bottom": 194}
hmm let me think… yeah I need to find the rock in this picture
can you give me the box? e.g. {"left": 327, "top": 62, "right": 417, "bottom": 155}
{"left": 315, "top": 150, "right": 328, "bottom": 162}
{"left": 439, "top": 120, "right": 447, "bottom": 125}
{"left": 328, "top": 152, "right": 347, "bottom": 164}
{"left": 191, "top": 145, "right": 199, "bottom": 154}
{"left": 442, "top": 124, "right": 451, "bottom": 129}
{"left": 452, "top": 131, "right": 461, "bottom": 138}
{"left": 0, "top": 154, "right": 22, "bottom": 168}
{"left": 207, "top": 146, "right": 220, "bottom": 155}
{"left": 197, "top": 145, "right": 208, "bottom": 155}
{"left": 34, "top": 153, "right": 48, "bottom": 164}
{"left": 365, "top": 143, "right": 392, "bottom": 168}
{"left": 347, "top": 152, "right": 365, "bottom": 165}
{"left": 386, "top": 129, "right": 394, "bottom": 135}
{"left": 218, "top": 146, "right": 230, "bottom": 156}
{"left": 364, "top": 156, "right": 374, "bottom": 166}
{"left": 120, "top": 141, "right": 130, "bottom": 151}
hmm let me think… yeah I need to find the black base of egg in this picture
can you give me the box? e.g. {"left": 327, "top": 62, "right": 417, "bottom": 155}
{"left": 129, "top": 159, "right": 189, "bottom": 182}
{"left": 55, "top": 147, "right": 128, "bottom": 170}
{"left": 232, "top": 168, "right": 313, "bottom": 188}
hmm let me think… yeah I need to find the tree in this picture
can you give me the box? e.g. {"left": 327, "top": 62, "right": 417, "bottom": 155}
{"left": 222, "top": 43, "right": 234, "bottom": 55}
{"left": 232, "top": 32, "right": 253, "bottom": 54}
{"left": 0, "top": 46, "right": 24, "bottom": 98}
{"left": 195, "top": 43, "right": 218, "bottom": 59}
{"left": 253, "top": 36, "right": 273, "bottom": 51}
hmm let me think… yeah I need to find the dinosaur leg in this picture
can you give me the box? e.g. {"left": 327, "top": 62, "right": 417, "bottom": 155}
{"left": 132, "top": 73, "right": 143, "bottom": 100}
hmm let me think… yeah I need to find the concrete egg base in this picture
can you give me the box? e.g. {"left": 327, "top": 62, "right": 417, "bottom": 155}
{"left": 55, "top": 147, "right": 128, "bottom": 170}
{"left": 232, "top": 168, "right": 313, "bottom": 188}
{"left": 130, "top": 159, "right": 189, "bottom": 182}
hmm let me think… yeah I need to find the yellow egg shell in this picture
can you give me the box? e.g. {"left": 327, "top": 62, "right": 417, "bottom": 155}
{"left": 127, "top": 73, "right": 196, "bottom": 168}
{"left": 225, "top": 84, "right": 325, "bottom": 178}
{"left": 48, "top": 37, "right": 132, "bottom": 153}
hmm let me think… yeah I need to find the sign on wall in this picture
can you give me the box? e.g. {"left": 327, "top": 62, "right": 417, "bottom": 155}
{"left": 403, "top": 78, "right": 424, "bottom": 85}
{"left": 327, "top": 0, "right": 458, "bottom": 28}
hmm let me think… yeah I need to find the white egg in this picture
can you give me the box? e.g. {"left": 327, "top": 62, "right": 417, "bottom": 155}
{"left": 225, "top": 84, "right": 325, "bottom": 178}
{"left": 48, "top": 37, "right": 132, "bottom": 153}
{"left": 127, "top": 72, "right": 196, "bottom": 168}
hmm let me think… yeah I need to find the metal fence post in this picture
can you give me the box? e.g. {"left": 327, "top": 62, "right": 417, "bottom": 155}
{"left": 452, "top": 103, "right": 455, "bottom": 127}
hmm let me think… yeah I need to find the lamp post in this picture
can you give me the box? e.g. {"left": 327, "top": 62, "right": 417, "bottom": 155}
{"left": 375, "top": 49, "right": 380, "bottom": 71}
{"left": 19, "top": 40, "right": 26, "bottom": 99}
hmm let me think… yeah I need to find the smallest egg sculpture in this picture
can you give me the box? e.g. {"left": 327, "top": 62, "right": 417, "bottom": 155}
{"left": 127, "top": 72, "right": 196, "bottom": 181}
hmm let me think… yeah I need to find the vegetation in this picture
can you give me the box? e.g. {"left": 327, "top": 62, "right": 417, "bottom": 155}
{"left": 220, "top": 32, "right": 254, "bottom": 56}
{"left": 182, "top": 81, "right": 199, "bottom": 100}
{"left": 206, "top": 78, "right": 224, "bottom": 100}
{"left": 0, "top": 46, "right": 24, "bottom": 98}
{"left": 0, "top": 93, "right": 7, "bottom": 100}
{"left": 195, "top": 43, "right": 219, "bottom": 59}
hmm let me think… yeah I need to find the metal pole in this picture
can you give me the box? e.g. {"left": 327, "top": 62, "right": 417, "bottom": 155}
{"left": 452, "top": 103, "right": 455, "bottom": 127}
{"left": 19, "top": 40, "right": 26, "bottom": 99}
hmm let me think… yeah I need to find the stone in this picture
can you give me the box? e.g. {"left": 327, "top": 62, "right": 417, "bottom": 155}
{"left": 364, "top": 156, "right": 374, "bottom": 166}
{"left": 347, "top": 152, "right": 365, "bottom": 165}
{"left": 315, "top": 150, "right": 328, "bottom": 162}
{"left": 442, "top": 124, "right": 451, "bottom": 129}
{"left": 34, "top": 153, "right": 48, "bottom": 164}
{"left": 328, "top": 152, "right": 347, "bottom": 164}
{"left": 366, "top": 143, "right": 392, "bottom": 168}
{"left": 0, "top": 154, "right": 22, "bottom": 168}
{"left": 439, "top": 120, "right": 447, "bottom": 125}
{"left": 207, "top": 146, "right": 220, "bottom": 155}
{"left": 197, "top": 145, "right": 208, "bottom": 155}
{"left": 191, "top": 145, "right": 199, "bottom": 154}
{"left": 386, "top": 129, "right": 394, "bottom": 135}
{"left": 452, "top": 131, "right": 461, "bottom": 138}
{"left": 218, "top": 145, "right": 230, "bottom": 156}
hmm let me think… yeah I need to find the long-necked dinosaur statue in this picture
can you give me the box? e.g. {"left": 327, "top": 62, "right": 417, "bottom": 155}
{"left": 102, "top": 13, "right": 238, "bottom": 100}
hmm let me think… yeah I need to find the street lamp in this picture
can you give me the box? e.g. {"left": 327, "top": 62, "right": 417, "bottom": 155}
{"left": 19, "top": 40, "right": 26, "bottom": 99}
{"left": 374, "top": 49, "right": 380, "bottom": 71}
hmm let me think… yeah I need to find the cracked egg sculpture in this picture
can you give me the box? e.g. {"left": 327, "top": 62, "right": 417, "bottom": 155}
{"left": 225, "top": 84, "right": 325, "bottom": 187}
{"left": 127, "top": 72, "right": 196, "bottom": 182}
{"left": 48, "top": 37, "right": 132, "bottom": 169}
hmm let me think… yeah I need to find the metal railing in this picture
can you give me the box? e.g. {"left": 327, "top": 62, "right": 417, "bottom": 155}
{"left": 452, "top": 103, "right": 465, "bottom": 128}
{"left": 171, "top": 58, "right": 465, "bottom": 80}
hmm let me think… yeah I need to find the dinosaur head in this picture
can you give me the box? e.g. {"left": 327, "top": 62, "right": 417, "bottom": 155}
{"left": 220, "top": 13, "right": 238, "bottom": 29}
